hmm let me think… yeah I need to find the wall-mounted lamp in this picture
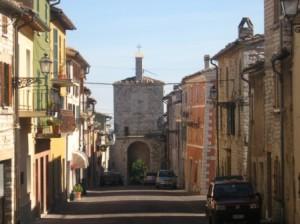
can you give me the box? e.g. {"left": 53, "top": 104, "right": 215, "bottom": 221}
{"left": 14, "top": 54, "right": 52, "bottom": 88}
{"left": 281, "top": 0, "right": 300, "bottom": 17}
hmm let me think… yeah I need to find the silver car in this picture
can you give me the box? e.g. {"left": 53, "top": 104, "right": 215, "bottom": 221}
{"left": 156, "top": 170, "right": 177, "bottom": 189}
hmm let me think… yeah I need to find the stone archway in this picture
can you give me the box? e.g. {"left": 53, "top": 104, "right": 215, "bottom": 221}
{"left": 127, "top": 141, "right": 150, "bottom": 179}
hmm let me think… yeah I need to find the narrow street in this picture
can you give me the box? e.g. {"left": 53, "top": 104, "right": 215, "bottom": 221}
{"left": 35, "top": 186, "right": 207, "bottom": 224}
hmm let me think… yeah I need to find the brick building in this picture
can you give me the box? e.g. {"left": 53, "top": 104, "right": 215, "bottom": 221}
{"left": 181, "top": 56, "right": 216, "bottom": 194}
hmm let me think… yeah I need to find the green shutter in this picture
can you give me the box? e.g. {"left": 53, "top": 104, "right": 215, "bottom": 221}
{"left": 53, "top": 29, "right": 58, "bottom": 78}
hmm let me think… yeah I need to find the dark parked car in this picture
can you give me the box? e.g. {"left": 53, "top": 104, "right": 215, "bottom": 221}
{"left": 100, "top": 171, "right": 123, "bottom": 186}
{"left": 156, "top": 170, "right": 177, "bottom": 189}
{"left": 206, "top": 177, "right": 261, "bottom": 224}
{"left": 143, "top": 172, "right": 157, "bottom": 185}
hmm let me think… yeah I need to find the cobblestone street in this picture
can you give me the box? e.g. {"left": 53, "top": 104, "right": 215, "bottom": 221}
{"left": 34, "top": 186, "right": 207, "bottom": 224}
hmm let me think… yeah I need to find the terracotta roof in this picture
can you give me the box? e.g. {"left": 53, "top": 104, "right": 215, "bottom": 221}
{"left": 0, "top": 0, "right": 49, "bottom": 32}
{"left": 51, "top": 6, "right": 76, "bottom": 31}
{"left": 182, "top": 67, "right": 216, "bottom": 83}
{"left": 67, "top": 47, "right": 90, "bottom": 68}
{"left": 212, "top": 34, "right": 264, "bottom": 60}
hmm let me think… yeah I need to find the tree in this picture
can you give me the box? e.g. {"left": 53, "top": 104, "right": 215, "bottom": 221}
{"left": 130, "top": 159, "right": 146, "bottom": 184}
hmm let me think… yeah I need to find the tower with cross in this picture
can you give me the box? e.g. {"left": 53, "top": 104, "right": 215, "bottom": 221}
{"left": 135, "top": 45, "right": 144, "bottom": 81}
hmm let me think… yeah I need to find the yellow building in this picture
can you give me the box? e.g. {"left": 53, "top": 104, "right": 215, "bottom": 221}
{"left": 49, "top": 6, "right": 76, "bottom": 205}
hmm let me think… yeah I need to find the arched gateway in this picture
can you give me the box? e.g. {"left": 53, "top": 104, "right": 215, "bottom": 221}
{"left": 127, "top": 141, "right": 150, "bottom": 178}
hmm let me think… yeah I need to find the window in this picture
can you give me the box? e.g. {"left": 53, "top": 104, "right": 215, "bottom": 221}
{"left": 26, "top": 49, "right": 31, "bottom": 76}
{"left": 27, "top": 156, "right": 31, "bottom": 193}
{"left": 274, "top": 157, "right": 281, "bottom": 200}
{"left": 298, "top": 173, "right": 300, "bottom": 198}
{"left": 0, "top": 63, "right": 12, "bottom": 106}
{"left": 124, "top": 126, "right": 129, "bottom": 136}
{"left": 226, "top": 67, "right": 229, "bottom": 98}
{"left": 53, "top": 29, "right": 58, "bottom": 78}
{"left": 227, "top": 104, "right": 235, "bottom": 135}
{"left": 45, "top": 4, "right": 49, "bottom": 42}
{"left": 2, "top": 16, "right": 8, "bottom": 36}
{"left": 36, "top": 0, "right": 40, "bottom": 13}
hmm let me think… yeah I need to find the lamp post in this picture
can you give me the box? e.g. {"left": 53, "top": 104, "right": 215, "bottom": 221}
{"left": 39, "top": 53, "right": 52, "bottom": 112}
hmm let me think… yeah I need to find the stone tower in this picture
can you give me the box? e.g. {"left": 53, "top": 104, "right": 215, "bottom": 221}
{"left": 111, "top": 50, "right": 165, "bottom": 184}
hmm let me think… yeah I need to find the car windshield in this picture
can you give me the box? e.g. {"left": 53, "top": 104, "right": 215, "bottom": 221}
{"left": 159, "top": 170, "right": 175, "bottom": 177}
{"left": 213, "top": 183, "right": 253, "bottom": 199}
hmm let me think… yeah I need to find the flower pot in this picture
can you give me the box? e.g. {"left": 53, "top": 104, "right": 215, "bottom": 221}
{"left": 74, "top": 192, "right": 81, "bottom": 200}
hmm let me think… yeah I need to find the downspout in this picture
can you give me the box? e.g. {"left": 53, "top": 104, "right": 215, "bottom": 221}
{"left": 241, "top": 69, "right": 250, "bottom": 180}
{"left": 210, "top": 58, "right": 219, "bottom": 176}
{"left": 271, "top": 48, "right": 290, "bottom": 224}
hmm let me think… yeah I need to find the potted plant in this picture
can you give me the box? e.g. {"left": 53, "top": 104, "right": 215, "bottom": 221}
{"left": 52, "top": 118, "right": 62, "bottom": 135}
{"left": 73, "top": 184, "right": 83, "bottom": 200}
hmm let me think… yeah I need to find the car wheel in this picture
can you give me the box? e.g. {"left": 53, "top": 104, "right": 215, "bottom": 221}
{"left": 208, "top": 216, "right": 212, "bottom": 224}
{"left": 248, "top": 218, "right": 260, "bottom": 224}
{"left": 212, "top": 216, "right": 222, "bottom": 224}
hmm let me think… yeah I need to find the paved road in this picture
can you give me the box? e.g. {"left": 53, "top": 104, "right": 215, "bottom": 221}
{"left": 35, "top": 186, "right": 208, "bottom": 224}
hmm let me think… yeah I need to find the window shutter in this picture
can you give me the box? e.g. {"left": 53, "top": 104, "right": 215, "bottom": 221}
{"left": 0, "top": 62, "right": 3, "bottom": 105}
{"left": 8, "top": 64, "right": 12, "bottom": 106}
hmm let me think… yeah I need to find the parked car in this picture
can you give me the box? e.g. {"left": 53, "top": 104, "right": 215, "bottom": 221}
{"left": 143, "top": 172, "right": 157, "bottom": 185}
{"left": 156, "top": 170, "right": 177, "bottom": 189}
{"left": 100, "top": 171, "right": 123, "bottom": 186}
{"left": 206, "top": 176, "right": 261, "bottom": 224}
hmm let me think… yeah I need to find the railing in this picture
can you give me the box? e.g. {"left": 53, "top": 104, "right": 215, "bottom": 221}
{"left": 36, "top": 118, "right": 61, "bottom": 138}
{"left": 18, "top": 88, "right": 48, "bottom": 112}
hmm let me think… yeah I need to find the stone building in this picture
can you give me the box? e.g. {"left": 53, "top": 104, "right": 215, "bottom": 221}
{"left": 245, "top": 1, "right": 298, "bottom": 223}
{"left": 163, "top": 86, "right": 184, "bottom": 188}
{"left": 112, "top": 51, "right": 164, "bottom": 184}
{"left": 292, "top": 11, "right": 300, "bottom": 223}
{"left": 181, "top": 55, "right": 216, "bottom": 193}
{"left": 212, "top": 18, "right": 264, "bottom": 177}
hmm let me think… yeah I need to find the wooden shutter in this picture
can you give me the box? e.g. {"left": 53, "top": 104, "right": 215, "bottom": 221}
{"left": 8, "top": 64, "right": 12, "bottom": 106}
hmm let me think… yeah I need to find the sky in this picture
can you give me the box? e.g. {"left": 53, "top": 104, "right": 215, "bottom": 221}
{"left": 59, "top": 0, "right": 264, "bottom": 116}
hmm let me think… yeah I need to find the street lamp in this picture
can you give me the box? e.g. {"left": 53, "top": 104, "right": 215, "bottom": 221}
{"left": 39, "top": 53, "right": 52, "bottom": 75}
{"left": 281, "top": 0, "right": 300, "bottom": 17}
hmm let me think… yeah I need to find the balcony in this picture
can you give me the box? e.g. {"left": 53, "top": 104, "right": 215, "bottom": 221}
{"left": 51, "top": 73, "right": 73, "bottom": 87}
{"left": 60, "top": 110, "right": 76, "bottom": 133}
{"left": 35, "top": 120, "right": 61, "bottom": 139}
{"left": 19, "top": 88, "right": 49, "bottom": 117}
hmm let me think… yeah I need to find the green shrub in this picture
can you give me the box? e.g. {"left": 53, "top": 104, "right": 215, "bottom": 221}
{"left": 73, "top": 184, "right": 83, "bottom": 193}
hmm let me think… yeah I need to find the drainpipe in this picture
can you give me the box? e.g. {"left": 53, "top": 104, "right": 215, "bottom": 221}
{"left": 241, "top": 69, "right": 250, "bottom": 180}
{"left": 210, "top": 58, "right": 219, "bottom": 176}
{"left": 271, "top": 47, "right": 290, "bottom": 224}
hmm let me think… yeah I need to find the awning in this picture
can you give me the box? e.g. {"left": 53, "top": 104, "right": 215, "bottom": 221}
{"left": 71, "top": 151, "right": 89, "bottom": 169}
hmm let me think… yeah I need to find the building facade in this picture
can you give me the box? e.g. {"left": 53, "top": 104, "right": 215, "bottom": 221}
{"left": 112, "top": 52, "right": 164, "bottom": 185}
{"left": 212, "top": 18, "right": 264, "bottom": 177}
{"left": 181, "top": 56, "right": 216, "bottom": 193}
{"left": 164, "top": 86, "right": 184, "bottom": 188}
{"left": 0, "top": 10, "right": 15, "bottom": 224}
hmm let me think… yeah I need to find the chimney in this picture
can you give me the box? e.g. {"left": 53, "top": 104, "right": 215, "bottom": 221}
{"left": 238, "top": 17, "right": 254, "bottom": 39}
{"left": 204, "top": 55, "right": 210, "bottom": 69}
{"left": 135, "top": 47, "right": 144, "bottom": 81}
